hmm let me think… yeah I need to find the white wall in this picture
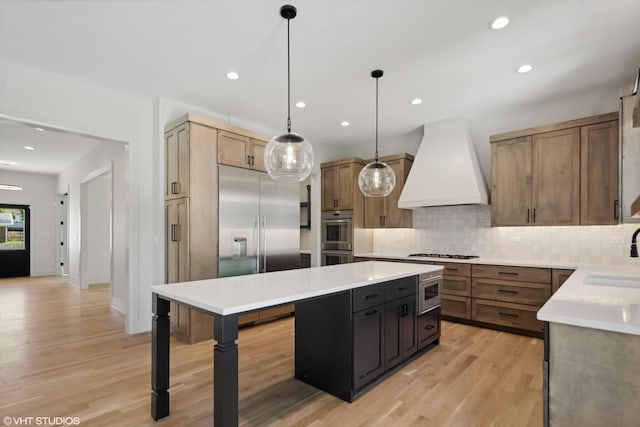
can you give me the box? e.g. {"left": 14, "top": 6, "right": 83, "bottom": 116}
{"left": 57, "top": 143, "right": 126, "bottom": 313}
{"left": 0, "top": 170, "right": 57, "bottom": 276}
{"left": 84, "top": 172, "right": 111, "bottom": 286}
{"left": 0, "top": 58, "right": 156, "bottom": 333}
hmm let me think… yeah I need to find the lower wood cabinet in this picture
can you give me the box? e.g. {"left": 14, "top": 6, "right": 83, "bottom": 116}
{"left": 552, "top": 269, "right": 575, "bottom": 294}
{"left": 295, "top": 275, "right": 439, "bottom": 402}
{"left": 472, "top": 299, "right": 543, "bottom": 333}
{"left": 441, "top": 294, "right": 471, "bottom": 319}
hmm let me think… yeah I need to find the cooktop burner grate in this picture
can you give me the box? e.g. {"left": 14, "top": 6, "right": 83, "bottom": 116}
{"left": 408, "top": 253, "right": 479, "bottom": 260}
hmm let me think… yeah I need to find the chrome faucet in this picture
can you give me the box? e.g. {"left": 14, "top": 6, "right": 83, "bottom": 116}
{"left": 632, "top": 228, "right": 640, "bottom": 257}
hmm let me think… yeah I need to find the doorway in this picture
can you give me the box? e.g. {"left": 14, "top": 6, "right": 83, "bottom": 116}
{"left": 80, "top": 169, "right": 112, "bottom": 293}
{"left": 0, "top": 204, "right": 30, "bottom": 278}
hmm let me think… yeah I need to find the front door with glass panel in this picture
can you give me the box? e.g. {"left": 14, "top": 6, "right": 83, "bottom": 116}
{"left": 0, "top": 204, "right": 30, "bottom": 278}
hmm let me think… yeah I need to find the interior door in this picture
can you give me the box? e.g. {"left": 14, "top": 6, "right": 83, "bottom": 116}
{"left": 0, "top": 204, "right": 30, "bottom": 278}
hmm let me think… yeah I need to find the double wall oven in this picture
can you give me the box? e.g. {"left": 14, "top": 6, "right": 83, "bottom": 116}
{"left": 321, "top": 211, "right": 353, "bottom": 265}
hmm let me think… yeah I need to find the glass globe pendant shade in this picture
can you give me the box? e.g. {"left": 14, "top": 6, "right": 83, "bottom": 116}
{"left": 358, "top": 161, "right": 396, "bottom": 197}
{"left": 264, "top": 132, "right": 314, "bottom": 182}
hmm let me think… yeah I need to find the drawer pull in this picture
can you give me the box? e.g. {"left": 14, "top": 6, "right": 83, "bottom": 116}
{"left": 498, "top": 289, "right": 519, "bottom": 294}
{"left": 365, "top": 309, "right": 379, "bottom": 316}
{"left": 446, "top": 267, "right": 459, "bottom": 271}
{"left": 364, "top": 293, "right": 379, "bottom": 300}
{"left": 498, "top": 311, "right": 519, "bottom": 318}
{"left": 398, "top": 286, "right": 407, "bottom": 291}
{"left": 498, "top": 271, "right": 518, "bottom": 276}
{"left": 424, "top": 324, "right": 435, "bottom": 330}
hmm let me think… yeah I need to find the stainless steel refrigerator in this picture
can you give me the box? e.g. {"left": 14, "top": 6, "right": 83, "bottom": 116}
{"left": 218, "top": 165, "right": 300, "bottom": 277}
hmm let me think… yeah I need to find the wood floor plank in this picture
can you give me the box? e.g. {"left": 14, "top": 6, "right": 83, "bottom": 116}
{"left": 0, "top": 276, "right": 542, "bottom": 426}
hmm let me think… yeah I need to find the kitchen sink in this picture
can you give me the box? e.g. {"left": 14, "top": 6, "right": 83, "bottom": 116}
{"left": 583, "top": 274, "right": 640, "bottom": 288}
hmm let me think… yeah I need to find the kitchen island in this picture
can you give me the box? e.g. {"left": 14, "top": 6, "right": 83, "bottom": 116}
{"left": 537, "top": 265, "right": 640, "bottom": 427}
{"left": 150, "top": 261, "right": 442, "bottom": 426}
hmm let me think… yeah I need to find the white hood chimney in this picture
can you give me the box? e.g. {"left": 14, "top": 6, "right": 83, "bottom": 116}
{"left": 398, "top": 117, "right": 489, "bottom": 208}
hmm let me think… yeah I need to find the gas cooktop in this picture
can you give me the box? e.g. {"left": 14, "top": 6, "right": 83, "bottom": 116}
{"left": 408, "top": 253, "right": 479, "bottom": 260}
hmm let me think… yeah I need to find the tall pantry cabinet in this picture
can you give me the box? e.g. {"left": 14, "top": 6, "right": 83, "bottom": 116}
{"left": 164, "top": 121, "right": 218, "bottom": 343}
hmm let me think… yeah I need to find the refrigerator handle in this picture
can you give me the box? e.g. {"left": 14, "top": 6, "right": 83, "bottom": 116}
{"left": 254, "top": 216, "right": 260, "bottom": 273}
{"left": 261, "top": 216, "right": 267, "bottom": 273}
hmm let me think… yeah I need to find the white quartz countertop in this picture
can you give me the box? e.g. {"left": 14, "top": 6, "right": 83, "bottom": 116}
{"left": 150, "top": 261, "right": 442, "bottom": 316}
{"left": 356, "top": 253, "right": 640, "bottom": 335}
{"left": 537, "top": 264, "right": 640, "bottom": 335}
{"left": 354, "top": 253, "right": 580, "bottom": 269}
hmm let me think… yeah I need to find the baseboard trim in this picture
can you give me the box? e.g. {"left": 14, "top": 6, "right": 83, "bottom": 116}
{"left": 111, "top": 296, "right": 126, "bottom": 315}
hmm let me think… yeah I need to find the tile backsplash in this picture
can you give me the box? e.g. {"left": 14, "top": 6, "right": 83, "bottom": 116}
{"left": 372, "top": 205, "right": 640, "bottom": 266}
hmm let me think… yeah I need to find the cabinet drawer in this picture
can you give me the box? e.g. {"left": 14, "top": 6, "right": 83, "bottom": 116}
{"left": 472, "top": 299, "right": 543, "bottom": 332}
{"left": 472, "top": 264, "right": 551, "bottom": 283}
{"left": 440, "top": 262, "right": 471, "bottom": 276}
{"left": 384, "top": 276, "right": 417, "bottom": 302}
{"left": 442, "top": 276, "right": 471, "bottom": 297}
{"left": 418, "top": 307, "right": 441, "bottom": 351}
{"left": 472, "top": 279, "right": 550, "bottom": 306}
{"left": 353, "top": 283, "right": 386, "bottom": 312}
{"left": 441, "top": 295, "right": 471, "bottom": 319}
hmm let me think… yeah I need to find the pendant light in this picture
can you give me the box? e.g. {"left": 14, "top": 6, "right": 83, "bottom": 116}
{"left": 358, "top": 70, "right": 396, "bottom": 197}
{"left": 264, "top": 4, "right": 314, "bottom": 182}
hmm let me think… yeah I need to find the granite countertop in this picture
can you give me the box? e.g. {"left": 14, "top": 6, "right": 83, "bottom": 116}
{"left": 151, "top": 261, "right": 442, "bottom": 316}
{"left": 354, "top": 253, "right": 640, "bottom": 335}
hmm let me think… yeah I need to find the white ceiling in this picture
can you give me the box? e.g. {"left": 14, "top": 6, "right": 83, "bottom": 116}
{"left": 0, "top": 120, "right": 104, "bottom": 174}
{"left": 1, "top": 0, "right": 639, "bottom": 169}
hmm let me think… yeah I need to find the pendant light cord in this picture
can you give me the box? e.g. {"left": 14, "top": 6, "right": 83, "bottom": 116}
{"left": 287, "top": 17, "right": 292, "bottom": 134}
{"left": 375, "top": 76, "right": 379, "bottom": 162}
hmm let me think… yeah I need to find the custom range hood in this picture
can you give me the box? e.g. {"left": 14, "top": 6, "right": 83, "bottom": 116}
{"left": 398, "top": 117, "right": 489, "bottom": 208}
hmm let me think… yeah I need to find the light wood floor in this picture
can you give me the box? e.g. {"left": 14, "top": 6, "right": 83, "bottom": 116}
{"left": 0, "top": 276, "right": 543, "bottom": 426}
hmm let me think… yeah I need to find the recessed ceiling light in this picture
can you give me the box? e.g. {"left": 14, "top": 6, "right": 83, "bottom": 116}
{"left": 225, "top": 71, "right": 240, "bottom": 80}
{"left": 0, "top": 160, "right": 17, "bottom": 166}
{"left": 0, "top": 184, "right": 23, "bottom": 191}
{"left": 517, "top": 64, "right": 533, "bottom": 73}
{"left": 295, "top": 101, "right": 306, "bottom": 108}
{"left": 35, "top": 127, "right": 44, "bottom": 132}
{"left": 411, "top": 98, "right": 423, "bottom": 105}
{"left": 340, "top": 121, "right": 350, "bottom": 127}
{"left": 490, "top": 16, "right": 510, "bottom": 30}
{"left": 24, "top": 145, "right": 35, "bottom": 151}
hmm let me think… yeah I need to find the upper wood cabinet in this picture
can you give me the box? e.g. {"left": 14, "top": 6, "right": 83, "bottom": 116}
{"left": 217, "top": 130, "right": 267, "bottom": 172}
{"left": 531, "top": 127, "right": 580, "bottom": 226}
{"left": 321, "top": 158, "right": 364, "bottom": 211}
{"left": 165, "top": 123, "right": 190, "bottom": 200}
{"left": 364, "top": 154, "right": 414, "bottom": 228}
{"left": 491, "top": 112, "right": 619, "bottom": 227}
{"left": 491, "top": 137, "right": 531, "bottom": 226}
{"left": 581, "top": 121, "right": 619, "bottom": 225}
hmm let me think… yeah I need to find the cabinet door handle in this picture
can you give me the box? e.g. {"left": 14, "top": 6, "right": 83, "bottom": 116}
{"left": 498, "top": 271, "right": 518, "bottom": 276}
{"left": 614, "top": 200, "right": 619, "bottom": 220}
{"left": 251, "top": 155, "right": 255, "bottom": 166}
{"left": 498, "top": 289, "right": 519, "bottom": 294}
{"left": 527, "top": 209, "right": 530, "bottom": 223}
{"left": 382, "top": 215, "right": 386, "bottom": 226}
{"left": 171, "top": 181, "right": 179, "bottom": 194}
{"left": 364, "top": 293, "right": 379, "bottom": 300}
{"left": 532, "top": 208, "right": 536, "bottom": 223}
{"left": 498, "top": 311, "right": 519, "bottom": 318}
{"left": 171, "top": 224, "right": 179, "bottom": 242}
{"left": 247, "top": 155, "right": 251, "bottom": 165}
{"left": 424, "top": 324, "right": 435, "bottom": 330}
{"left": 365, "top": 309, "right": 378, "bottom": 316}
